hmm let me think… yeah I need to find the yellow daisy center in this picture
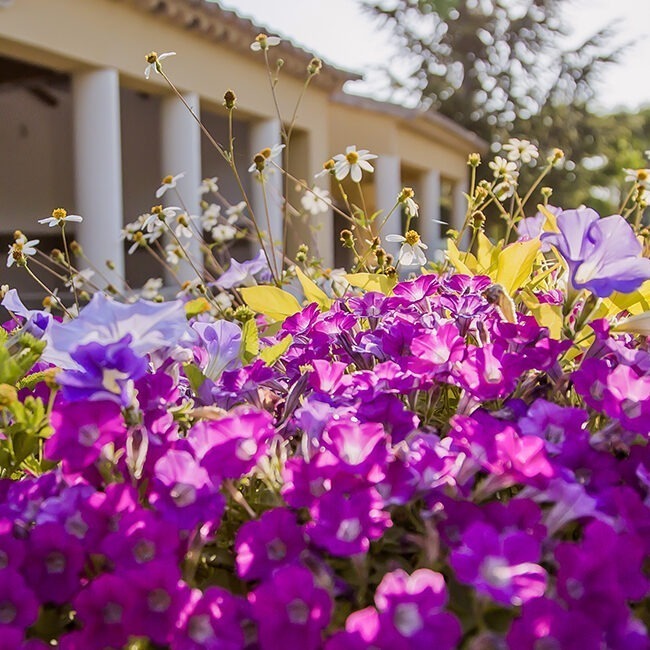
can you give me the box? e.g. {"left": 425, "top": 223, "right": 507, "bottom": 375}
{"left": 162, "top": 175, "right": 174, "bottom": 185}
{"left": 145, "top": 52, "right": 158, "bottom": 64}
{"left": 346, "top": 151, "right": 359, "bottom": 165}
{"left": 260, "top": 147, "right": 272, "bottom": 159}
{"left": 405, "top": 230, "right": 420, "bottom": 246}
{"left": 52, "top": 208, "right": 67, "bottom": 220}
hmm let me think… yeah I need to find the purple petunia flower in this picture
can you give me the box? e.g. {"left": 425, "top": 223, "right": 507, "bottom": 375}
{"left": 540, "top": 208, "right": 650, "bottom": 297}
{"left": 44, "top": 400, "right": 125, "bottom": 473}
{"left": 172, "top": 587, "right": 249, "bottom": 650}
{"left": 151, "top": 449, "right": 224, "bottom": 531}
{"left": 249, "top": 565, "right": 332, "bottom": 650}
{"left": 306, "top": 483, "right": 391, "bottom": 556}
{"left": 374, "top": 569, "right": 461, "bottom": 650}
{"left": 0, "top": 569, "right": 40, "bottom": 636}
{"left": 56, "top": 334, "right": 148, "bottom": 406}
{"left": 450, "top": 521, "right": 547, "bottom": 606}
{"left": 24, "top": 522, "right": 86, "bottom": 605}
{"left": 73, "top": 574, "right": 136, "bottom": 649}
{"left": 235, "top": 508, "right": 306, "bottom": 581}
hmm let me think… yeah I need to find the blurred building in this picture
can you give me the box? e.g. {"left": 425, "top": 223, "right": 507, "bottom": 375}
{"left": 0, "top": 0, "right": 485, "bottom": 295}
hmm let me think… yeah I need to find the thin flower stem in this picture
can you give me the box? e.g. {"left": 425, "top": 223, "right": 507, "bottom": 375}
{"left": 513, "top": 163, "right": 552, "bottom": 221}
{"left": 148, "top": 242, "right": 183, "bottom": 286}
{"left": 60, "top": 226, "right": 79, "bottom": 311}
{"left": 23, "top": 264, "right": 72, "bottom": 318}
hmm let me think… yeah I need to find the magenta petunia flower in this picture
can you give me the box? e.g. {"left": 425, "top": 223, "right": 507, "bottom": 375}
{"left": 374, "top": 569, "right": 461, "bottom": 650}
{"left": 306, "top": 483, "right": 391, "bottom": 556}
{"left": 0, "top": 569, "right": 39, "bottom": 635}
{"left": 44, "top": 400, "right": 125, "bottom": 472}
{"left": 73, "top": 574, "right": 136, "bottom": 648}
{"left": 541, "top": 208, "right": 650, "bottom": 297}
{"left": 151, "top": 449, "right": 224, "bottom": 531}
{"left": 23, "top": 522, "right": 85, "bottom": 605}
{"left": 235, "top": 508, "right": 306, "bottom": 581}
{"left": 249, "top": 565, "right": 332, "bottom": 650}
{"left": 451, "top": 521, "right": 547, "bottom": 606}
{"left": 172, "top": 586, "right": 249, "bottom": 650}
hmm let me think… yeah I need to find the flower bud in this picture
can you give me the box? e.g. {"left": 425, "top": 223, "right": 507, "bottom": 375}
{"left": 223, "top": 89, "right": 237, "bottom": 110}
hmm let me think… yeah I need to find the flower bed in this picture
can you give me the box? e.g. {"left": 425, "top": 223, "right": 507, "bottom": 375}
{"left": 1, "top": 44, "right": 650, "bottom": 650}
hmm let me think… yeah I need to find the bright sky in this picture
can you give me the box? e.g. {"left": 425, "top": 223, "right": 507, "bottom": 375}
{"left": 215, "top": 0, "right": 650, "bottom": 112}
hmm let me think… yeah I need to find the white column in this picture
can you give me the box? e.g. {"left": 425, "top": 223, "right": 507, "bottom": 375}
{"left": 453, "top": 176, "right": 470, "bottom": 247}
{"left": 420, "top": 169, "right": 443, "bottom": 254}
{"left": 161, "top": 92, "right": 202, "bottom": 284}
{"left": 249, "top": 118, "right": 283, "bottom": 271}
{"left": 374, "top": 155, "right": 402, "bottom": 260}
{"left": 72, "top": 68, "right": 124, "bottom": 288}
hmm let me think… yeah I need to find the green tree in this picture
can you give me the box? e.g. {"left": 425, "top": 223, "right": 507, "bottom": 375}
{"left": 363, "top": 0, "right": 641, "bottom": 214}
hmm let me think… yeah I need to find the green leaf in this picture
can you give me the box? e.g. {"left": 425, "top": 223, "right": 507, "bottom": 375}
{"left": 260, "top": 335, "right": 293, "bottom": 366}
{"left": 345, "top": 273, "right": 397, "bottom": 295}
{"left": 295, "top": 267, "right": 332, "bottom": 310}
{"left": 495, "top": 239, "right": 540, "bottom": 295}
{"left": 184, "top": 298, "right": 212, "bottom": 318}
{"left": 239, "top": 286, "right": 301, "bottom": 322}
{"left": 183, "top": 363, "right": 208, "bottom": 392}
{"left": 240, "top": 318, "right": 260, "bottom": 364}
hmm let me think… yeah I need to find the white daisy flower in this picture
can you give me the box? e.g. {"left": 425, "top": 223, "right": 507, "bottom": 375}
{"left": 211, "top": 224, "right": 237, "bottom": 245}
{"left": 398, "top": 188, "right": 419, "bottom": 217}
{"left": 7, "top": 235, "right": 39, "bottom": 267}
{"left": 248, "top": 144, "right": 285, "bottom": 174}
{"left": 156, "top": 173, "right": 185, "bottom": 199}
{"left": 489, "top": 156, "right": 519, "bottom": 181}
{"left": 301, "top": 187, "right": 330, "bottom": 216}
{"left": 141, "top": 277, "right": 163, "bottom": 300}
{"left": 385, "top": 230, "right": 428, "bottom": 266}
{"left": 250, "top": 34, "right": 281, "bottom": 52}
{"left": 144, "top": 51, "right": 176, "bottom": 79}
{"left": 623, "top": 168, "right": 650, "bottom": 189}
{"left": 201, "top": 203, "right": 222, "bottom": 231}
{"left": 333, "top": 146, "right": 377, "bottom": 183}
{"left": 200, "top": 177, "right": 219, "bottom": 195}
{"left": 65, "top": 268, "right": 95, "bottom": 291}
{"left": 165, "top": 244, "right": 183, "bottom": 266}
{"left": 214, "top": 292, "right": 234, "bottom": 311}
{"left": 38, "top": 208, "right": 83, "bottom": 228}
{"left": 502, "top": 138, "right": 539, "bottom": 164}
{"left": 226, "top": 201, "right": 247, "bottom": 221}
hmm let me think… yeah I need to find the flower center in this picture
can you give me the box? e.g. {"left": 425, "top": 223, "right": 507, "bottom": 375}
{"left": 189, "top": 614, "right": 215, "bottom": 643}
{"left": 336, "top": 517, "right": 361, "bottom": 542}
{"left": 45, "top": 551, "right": 66, "bottom": 574}
{"left": 393, "top": 602, "right": 423, "bottom": 637}
{"left": 103, "top": 602, "right": 123, "bottom": 624}
{"left": 0, "top": 601, "right": 16, "bottom": 624}
{"left": 148, "top": 588, "right": 171, "bottom": 613}
{"left": 133, "top": 539, "right": 156, "bottom": 563}
{"left": 404, "top": 230, "right": 420, "bottom": 246}
{"left": 171, "top": 482, "right": 197, "bottom": 507}
{"left": 162, "top": 175, "right": 174, "bottom": 185}
{"left": 266, "top": 538, "right": 287, "bottom": 561}
{"left": 286, "top": 598, "right": 310, "bottom": 625}
{"left": 78, "top": 424, "right": 100, "bottom": 447}
{"left": 346, "top": 151, "right": 359, "bottom": 165}
{"left": 261, "top": 147, "right": 272, "bottom": 159}
{"left": 52, "top": 208, "right": 67, "bottom": 220}
{"left": 145, "top": 51, "right": 158, "bottom": 64}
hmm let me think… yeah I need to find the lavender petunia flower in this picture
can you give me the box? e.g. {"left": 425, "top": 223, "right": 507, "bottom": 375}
{"left": 192, "top": 320, "right": 242, "bottom": 381}
{"left": 1, "top": 288, "right": 52, "bottom": 338}
{"left": 216, "top": 249, "right": 271, "bottom": 289}
{"left": 541, "top": 208, "right": 650, "bottom": 297}
{"left": 43, "top": 292, "right": 191, "bottom": 369}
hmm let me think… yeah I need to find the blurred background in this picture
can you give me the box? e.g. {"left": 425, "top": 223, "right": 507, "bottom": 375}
{"left": 218, "top": 0, "right": 650, "bottom": 214}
